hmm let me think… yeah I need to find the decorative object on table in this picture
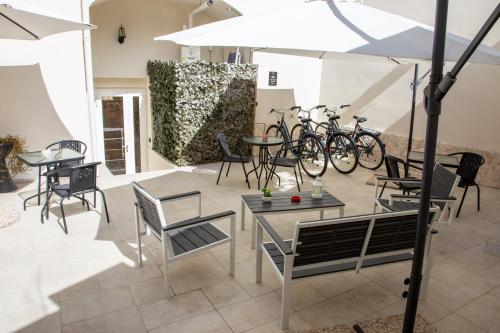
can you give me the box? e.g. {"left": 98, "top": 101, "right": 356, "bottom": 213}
{"left": 262, "top": 188, "right": 272, "bottom": 202}
{"left": 0, "top": 207, "right": 21, "bottom": 228}
{"left": 311, "top": 176, "right": 323, "bottom": 198}
{"left": 0, "top": 135, "right": 28, "bottom": 193}
{"left": 147, "top": 60, "right": 257, "bottom": 166}
{"left": 262, "top": 133, "right": 268, "bottom": 142}
{"left": 291, "top": 195, "right": 301, "bottom": 202}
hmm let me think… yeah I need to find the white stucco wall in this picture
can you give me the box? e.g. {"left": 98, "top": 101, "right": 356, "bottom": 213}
{"left": 319, "top": 0, "right": 500, "bottom": 153}
{"left": 0, "top": 0, "right": 92, "bottom": 159}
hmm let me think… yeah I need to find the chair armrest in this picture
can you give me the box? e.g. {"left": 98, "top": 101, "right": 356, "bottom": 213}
{"left": 163, "top": 210, "right": 235, "bottom": 232}
{"left": 391, "top": 194, "right": 456, "bottom": 202}
{"left": 158, "top": 191, "right": 201, "bottom": 202}
{"left": 256, "top": 216, "right": 293, "bottom": 255}
{"left": 376, "top": 176, "right": 422, "bottom": 183}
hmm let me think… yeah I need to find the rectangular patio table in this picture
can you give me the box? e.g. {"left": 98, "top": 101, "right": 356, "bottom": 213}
{"left": 241, "top": 190, "right": 345, "bottom": 249}
{"left": 17, "top": 148, "right": 85, "bottom": 208}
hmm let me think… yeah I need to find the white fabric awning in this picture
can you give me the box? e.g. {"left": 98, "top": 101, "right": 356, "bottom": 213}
{"left": 0, "top": 0, "right": 94, "bottom": 40}
{"left": 155, "top": 0, "right": 500, "bottom": 65}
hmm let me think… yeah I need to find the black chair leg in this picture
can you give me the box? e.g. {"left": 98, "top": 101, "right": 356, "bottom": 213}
{"left": 297, "top": 162, "right": 304, "bottom": 184}
{"left": 41, "top": 191, "right": 53, "bottom": 223}
{"left": 476, "top": 184, "right": 481, "bottom": 211}
{"left": 226, "top": 162, "right": 232, "bottom": 177}
{"left": 82, "top": 193, "right": 85, "bottom": 206}
{"left": 378, "top": 183, "right": 387, "bottom": 198}
{"left": 264, "top": 163, "right": 276, "bottom": 189}
{"left": 94, "top": 190, "right": 97, "bottom": 208}
{"left": 216, "top": 161, "right": 225, "bottom": 185}
{"left": 60, "top": 197, "right": 68, "bottom": 234}
{"left": 251, "top": 159, "right": 258, "bottom": 178}
{"left": 294, "top": 166, "right": 301, "bottom": 192}
{"left": 97, "top": 189, "right": 110, "bottom": 223}
{"left": 242, "top": 162, "right": 250, "bottom": 189}
{"left": 456, "top": 186, "right": 468, "bottom": 218}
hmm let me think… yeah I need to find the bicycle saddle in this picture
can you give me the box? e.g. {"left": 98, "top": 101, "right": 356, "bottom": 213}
{"left": 329, "top": 115, "right": 340, "bottom": 121}
{"left": 353, "top": 116, "right": 367, "bottom": 123}
{"left": 300, "top": 118, "right": 312, "bottom": 123}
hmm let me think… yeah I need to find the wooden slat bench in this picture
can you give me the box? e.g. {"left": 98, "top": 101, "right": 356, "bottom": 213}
{"left": 255, "top": 209, "right": 439, "bottom": 330}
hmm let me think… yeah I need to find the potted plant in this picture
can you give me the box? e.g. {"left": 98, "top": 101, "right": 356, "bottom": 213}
{"left": 0, "top": 135, "right": 28, "bottom": 193}
{"left": 261, "top": 188, "right": 272, "bottom": 202}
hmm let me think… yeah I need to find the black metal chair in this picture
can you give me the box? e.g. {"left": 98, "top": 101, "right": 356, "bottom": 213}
{"left": 378, "top": 155, "right": 422, "bottom": 198}
{"left": 132, "top": 182, "right": 235, "bottom": 297}
{"left": 45, "top": 140, "right": 87, "bottom": 177}
{"left": 264, "top": 140, "right": 303, "bottom": 191}
{"left": 41, "top": 162, "right": 110, "bottom": 234}
{"left": 449, "top": 152, "right": 485, "bottom": 217}
{"left": 216, "top": 132, "right": 257, "bottom": 188}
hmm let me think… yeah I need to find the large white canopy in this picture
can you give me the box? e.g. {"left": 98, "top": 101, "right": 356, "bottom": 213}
{"left": 0, "top": 0, "right": 94, "bottom": 40}
{"left": 156, "top": 0, "right": 500, "bottom": 65}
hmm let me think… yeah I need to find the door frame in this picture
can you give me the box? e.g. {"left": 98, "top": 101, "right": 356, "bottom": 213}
{"left": 94, "top": 88, "right": 148, "bottom": 175}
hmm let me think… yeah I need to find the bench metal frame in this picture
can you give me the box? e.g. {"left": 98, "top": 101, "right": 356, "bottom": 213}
{"left": 133, "top": 182, "right": 236, "bottom": 298}
{"left": 256, "top": 209, "right": 439, "bottom": 330}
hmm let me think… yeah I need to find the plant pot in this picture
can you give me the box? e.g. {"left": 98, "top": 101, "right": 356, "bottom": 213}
{"left": 262, "top": 195, "right": 272, "bottom": 203}
{"left": 0, "top": 143, "right": 17, "bottom": 193}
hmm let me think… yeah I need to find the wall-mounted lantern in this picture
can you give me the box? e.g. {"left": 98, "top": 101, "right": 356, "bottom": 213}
{"left": 118, "top": 25, "right": 126, "bottom": 44}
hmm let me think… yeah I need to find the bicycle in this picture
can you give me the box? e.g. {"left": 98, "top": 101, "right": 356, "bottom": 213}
{"left": 314, "top": 105, "right": 359, "bottom": 174}
{"left": 266, "top": 107, "right": 327, "bottom": 178}
{"left": 315, "top": 105, "right": 385, "bottom": 170}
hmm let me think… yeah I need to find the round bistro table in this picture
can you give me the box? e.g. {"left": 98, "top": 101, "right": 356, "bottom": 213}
{"left": 243, "top": 136, "right": 284, "bottom": 189}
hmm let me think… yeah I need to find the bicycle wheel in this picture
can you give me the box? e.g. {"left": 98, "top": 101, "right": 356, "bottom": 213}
{"left": 355, "top": 132, "right": 385, "bottom": 170}
{"left": 327, "top": 133, "right": 359, "bottom": 174}
{"left": 290, "top": 123, "right": 302, "bottom": 142}
{"left": 266, "top": 125, "right": 284, "bottom": 155}
{"left": 299, "top": 133, "right": 327, "bottom": 178}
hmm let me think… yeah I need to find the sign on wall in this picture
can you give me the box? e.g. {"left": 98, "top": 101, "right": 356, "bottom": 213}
{"left": 268, "top": 71, "right": 278, "bottom": 86}
{"left": 181, "top": 46, "right": 201, "bottom": 62}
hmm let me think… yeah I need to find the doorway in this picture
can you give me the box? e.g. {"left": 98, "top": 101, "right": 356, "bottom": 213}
{"left": 94, "top": 89, "right": 146, "bottom": 175}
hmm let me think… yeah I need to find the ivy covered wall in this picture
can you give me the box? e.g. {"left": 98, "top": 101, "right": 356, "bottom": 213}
{"left": 147, "top": 61, "right": 257, "bottom": 166}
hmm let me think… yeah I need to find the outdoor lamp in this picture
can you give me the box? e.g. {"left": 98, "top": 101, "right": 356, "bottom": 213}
{"left": 118, "top": 25, "right": 126, "bottom": 44}
{"left": 311, "top": 177, "right": 323, "bottom": 198}
{"left": 207, "top": 0, "right": 214, "bottom": 6}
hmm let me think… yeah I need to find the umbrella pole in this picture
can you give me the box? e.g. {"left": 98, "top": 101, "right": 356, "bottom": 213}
{"left": 405, "top": 63, "right": 419, "bottom": 174}
{"left": 402, "top": 2, "right": 500, "bottom": 332}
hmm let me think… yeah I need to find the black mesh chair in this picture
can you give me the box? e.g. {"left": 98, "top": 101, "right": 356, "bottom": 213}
{"left": 449, "top": 152, "right": 485, "bottom": 217}
{"left": 45, "top": 140, "right": 87, "bottom": 177}
{"left": 132, "top": 182, "right": 236, "bottom": 297}
{"left": 375, "top": 163, "right": 460, "bottom": 225}
{"left": 378, "top": 155, "right": 422, "bottom": 198}
{"left": 41, "top": 162, "right": 110, "bottom": 234}
{"left": 264, "top": 140, "right": 303, "bottom": 191}
{"left": 216, "top": 132, "right": 257, "bottom": 188}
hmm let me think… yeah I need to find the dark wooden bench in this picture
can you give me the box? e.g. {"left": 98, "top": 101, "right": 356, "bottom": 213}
{"left": 256, "top": 209, "right": 439, "bottom": 330}
{"left": 132, "top": 182, "right": 236, "bottom": 297}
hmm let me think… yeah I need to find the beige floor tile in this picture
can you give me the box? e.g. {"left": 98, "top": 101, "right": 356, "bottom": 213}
{"left": 97, "top": 262, "right": 161, "bottom": 290}
{"left": 245, "top": 312, "right": 313, "bottom": 333}
{"left": 424, "top": 280, "right": 474, "bottom": 311}
{"left": 16, "top": 312, "right": 61, "bottom": 333}
{"left": 298, "top": 292, "right": 374, "bottom": 327}
{"left": 435, "top": 313, "right": 486, "bottom": 333}
{"left": 457, "top": 293, "right": 500, "bottom": 332}
{"left": 307, "top": 270, "right": 369, "bottom": 298}
{"left": 347, "top": 282, "right": 400, "bottom": 312}
{"left": 211, "top": 243, "right": 255, "bottom": 268}
{"left": 128, "top": 277, "right": 171, "bottom": 305}
{"left": 138, "top": 289, "right": 213, "bottom": 330}
{"left": 202, "top": 279, "right": 250, "bottom": 308}
{"left": 275, "top": 281, "right": 326, "bottom": 311}
{"left": 149, "top": 311, "right": 232, "bottom": 333}
{"left": 218, "top": 292, "right": 283, "bottom": 332}
{"left": 62, "top": 307, "right": 146, "bottom": 333}
{"left": 489, "top": 285, "right": 500, "bottom": 297}
{"left": 59, "top": 286, "right": 134, "bottom": 325}
{"left": 380, "top": 298, "right": 451, "bottom": 324}
{"left": 55, "top": 276, "right": 102, "bottom": 302}
{"left": 233, "top": 259, "right": 282, "bottom": 297}
{"left": 168, "top": 253, "right": 232, "bottom": 294}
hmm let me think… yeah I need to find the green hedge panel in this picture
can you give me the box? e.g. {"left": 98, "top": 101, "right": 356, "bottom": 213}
{"left": 147, "top": 60, "right": 257, "bottom": 166}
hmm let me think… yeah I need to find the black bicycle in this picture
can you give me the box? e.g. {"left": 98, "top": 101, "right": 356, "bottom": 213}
{"left": 314, "top": 106, "right": 359, "bottom": 174}
{"left": 266, "top": 107, "right": 327, "bottom": 177}
{"left": 315, "top": 105, "right": 385, "bottom": 170}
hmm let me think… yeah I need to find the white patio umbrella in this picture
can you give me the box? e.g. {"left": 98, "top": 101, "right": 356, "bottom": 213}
{"left": 155, "top": 0, "right": 500, "bottom": 64}
{"left": 0, "top": 0, "right": 94, "bottom": 40}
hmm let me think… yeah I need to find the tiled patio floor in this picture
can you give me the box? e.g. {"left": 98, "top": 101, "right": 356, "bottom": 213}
{"left": 1, "top": 163, "right": 499, "bottom": 333}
